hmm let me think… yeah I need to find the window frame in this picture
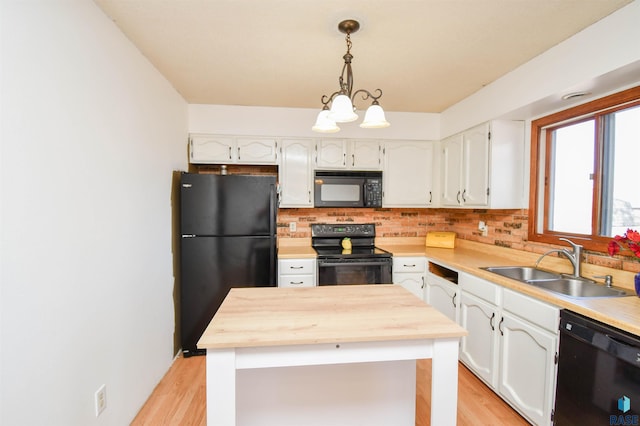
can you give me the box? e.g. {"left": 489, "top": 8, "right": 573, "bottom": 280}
{"left": 528, "top": 85, "right": 640, "bottom": 252}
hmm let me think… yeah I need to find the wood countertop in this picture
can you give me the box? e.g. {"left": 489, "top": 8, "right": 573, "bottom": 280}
{"left": 277, "top": 245, "right": 317, "bottom": 259}
{"left": 198, "top": 284, "right": 467, "bottom": 349}
{"left": 380, "top": 239, "right": 640, "bottom": 337}
{"left": 278, "top": 238, "right": 316, "bottom": 259}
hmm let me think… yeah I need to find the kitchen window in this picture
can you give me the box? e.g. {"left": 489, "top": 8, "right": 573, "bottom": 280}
{"left": 529, "top": 85, "right": 640, "bottom": 252}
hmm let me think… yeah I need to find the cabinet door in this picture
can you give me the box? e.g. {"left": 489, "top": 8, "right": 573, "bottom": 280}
{"left": 425, "top": 273, "right": 458, "bottom": 323}
{"left": 351, "top": 140, "right": 382, "bottom": 170}
{"left": 462, "top": 123, "right": 490, "bottom": 206}
{"left": 316, "top": 139, "right": 347, "bottom": 169}
{"left": 279, "top": 139, "right": 314, "bottom": 207}
{"left": 441, "top": 135, "right": 463, "bottom": 206}
{"left": 236, "top": 138, "right": 277, "bottom": 164}
{"left": 189, "top": 135, "right": 235, "bottom": 164}
{"left": 498, "top": 313, "right": 557, "bottom": 426}
{"left": 383, "top": 141, "right": 435, "bottom": 207}
{"left": 460, "top": 292, "right": 499, "bottom": 389}
{"left": 393, "top": 273, "right": 425, "bottom": 300}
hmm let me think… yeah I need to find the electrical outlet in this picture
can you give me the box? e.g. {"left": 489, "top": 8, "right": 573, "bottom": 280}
{"left": 289, "top": 222, "right": 297, "bottom": 232}
{"left": 478, "top": 221, "right": 488, "bottom": 237}
{"left": 94, "top": 384, "right": 106, "bottom": 417}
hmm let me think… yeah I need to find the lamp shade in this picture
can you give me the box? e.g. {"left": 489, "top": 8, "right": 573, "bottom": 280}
{"left": 312, "top": 110, "right": 340, "bottom": 133}
{"left": 328, "top": 94, "right": 358, "bottom": 123}
{"left": 360, "top": 104, "right": 390, "bottom": 128}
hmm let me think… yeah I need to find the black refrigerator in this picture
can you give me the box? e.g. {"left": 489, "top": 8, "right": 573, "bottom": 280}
{"left": 179, "top": 172, "right": 277, "bottom": 356}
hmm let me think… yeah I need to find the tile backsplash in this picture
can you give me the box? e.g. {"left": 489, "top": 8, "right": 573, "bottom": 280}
{"left": 278, "top": 207, "right": 527, "bottom": 245}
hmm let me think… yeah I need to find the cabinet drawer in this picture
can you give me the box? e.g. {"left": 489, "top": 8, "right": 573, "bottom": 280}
{"left": 279, "top": 259, "right": 315, "bottom": 275}
{"left": 278, "top": 275, "right": 315, "bottom": 288}
{"left": 393, "top": 257, "right": 425, "bottom": 273}
{"left": 502, "top": 288, "right": 559, "bottom": 334}
{"left": 460, "top": 272, "right": 500, "bottom": 305}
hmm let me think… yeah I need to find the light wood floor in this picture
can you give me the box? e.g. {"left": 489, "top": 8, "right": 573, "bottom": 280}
{"left": 131, "top": 356, "right": 530, "bottom": 425}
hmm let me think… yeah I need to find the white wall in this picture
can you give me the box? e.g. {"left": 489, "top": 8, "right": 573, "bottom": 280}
{"left": 1, "top": 1, "right": 188, "bottom": 425}
{"left": 189, "top": 104, "right": 441, "bottom": 141}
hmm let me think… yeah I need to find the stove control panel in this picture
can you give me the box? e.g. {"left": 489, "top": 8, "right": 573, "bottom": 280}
{"left": 311, "top": 223, "right": 375, "bottom": 238}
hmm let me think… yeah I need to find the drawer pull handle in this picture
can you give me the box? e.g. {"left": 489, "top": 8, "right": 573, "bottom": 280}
{"left": 403, "top": 264, "right": 416, "bottom": 267}
{"left": 289, "top": 266, "right": 304, "bottom": 269}
{"left": 290, "top": 281, "right": 304, "bottom": 285}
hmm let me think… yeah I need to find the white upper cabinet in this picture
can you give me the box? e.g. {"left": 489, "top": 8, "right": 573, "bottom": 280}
{"left": 189, "top": 134, "right": 277, "bottom": 165}
{"left": 236, "top": 137, "right": 278, "bottom": 164}
{"left": 316, "top": 139, "right": 347, "bottom": 169}
{"left": 441, "top": 134, "right": 464, "bottom": 206}
{"left": 189, "top": 134, "right": 235, "bottom": 163}
{"left": 383, "top": 140, "right": 435, "bottom": 207}
{"left": 441, "top": 120, "right": 524, "bottom": 208}
{"left": 316, "top": 139, "right": 381, "bottom": 170}
{"left": 351, "top": 140, "right": 382, "bottom": 169}
{"left": 279, "top": 139, "right": 314, "bottom": 208}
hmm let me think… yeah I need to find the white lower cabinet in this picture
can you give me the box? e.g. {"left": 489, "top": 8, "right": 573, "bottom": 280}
{"left": 278, "top": 258, "right": 316, "bottom": 287}
{"left": 424, "top": 261, "right": 460, "bottom": 323}
{"left": 459, "top": 273, "right": 559, "bottom": 426}
{"left": 460, "top": 291, "right": 499, "bottom": 387}
{"left": 498, "top": 289, "right": 559, "bottom": 426}
{"left": 392, "top": 257, "right": 426, "bottom": 299}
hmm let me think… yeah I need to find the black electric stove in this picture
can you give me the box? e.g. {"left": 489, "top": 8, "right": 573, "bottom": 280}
{"left": 311, "top": 223, "right": 392, "bottom": 285}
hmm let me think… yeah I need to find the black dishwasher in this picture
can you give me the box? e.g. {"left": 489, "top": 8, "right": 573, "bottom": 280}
{"left": 554, "top": 310, "right": 640, "bottom": 425}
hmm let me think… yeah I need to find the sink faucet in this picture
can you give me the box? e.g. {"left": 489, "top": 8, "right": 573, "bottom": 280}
{"left": 535, "top": 238, "right": 583, "bottom": 278}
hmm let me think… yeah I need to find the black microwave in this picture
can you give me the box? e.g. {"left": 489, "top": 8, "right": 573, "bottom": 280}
{"left": 314, "top": 171, "right": 383, "bottom": 208}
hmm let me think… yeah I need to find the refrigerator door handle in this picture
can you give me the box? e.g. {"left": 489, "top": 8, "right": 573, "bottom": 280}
{"left": 269, "top": 184, "right": 277, "bottom": 285}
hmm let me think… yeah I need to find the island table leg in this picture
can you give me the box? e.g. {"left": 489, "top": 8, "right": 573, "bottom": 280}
{"left": 430, "top": 338, "right": 460, "bottom": 426}
{"left": 206, "top": 348, "right": 236, "bottom": 425}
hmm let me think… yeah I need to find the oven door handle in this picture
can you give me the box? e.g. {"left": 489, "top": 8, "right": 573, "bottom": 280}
{"left": 318, "top": 259, "right": 391, "bottom": 267}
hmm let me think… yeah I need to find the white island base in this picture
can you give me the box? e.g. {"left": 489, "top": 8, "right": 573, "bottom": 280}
{"left": 206, "top": 338, "right": 460, "bottom": 426}
{"left": 199, "top": 285, "right": 466, "bottom": 426}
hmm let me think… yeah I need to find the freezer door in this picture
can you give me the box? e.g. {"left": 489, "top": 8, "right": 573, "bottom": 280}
{"left": 180, "top": 173, "right": 276, "bottom": 236}
{"left": 180, "top": 235, "right": 276, "bottom": 355}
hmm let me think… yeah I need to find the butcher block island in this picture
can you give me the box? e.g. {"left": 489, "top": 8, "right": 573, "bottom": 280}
{"left": 198, "top": 284, "right": 467, "bottom": 426}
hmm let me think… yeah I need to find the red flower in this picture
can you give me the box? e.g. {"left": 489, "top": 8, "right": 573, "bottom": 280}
{"left": 627, "top": 229, "right": 640, "bottom": 243}
{"left": 609, "top": 228, "right": 640, "bottom": 259}
{"left": 608, "top": 240, "right": 620, "bottom": 256}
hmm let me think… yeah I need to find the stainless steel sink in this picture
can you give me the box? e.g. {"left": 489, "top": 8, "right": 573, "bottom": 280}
{"left": 483, "top": 266, "right": 561, "bottom": 281}
{"left": 527, "top": 278, "right": 629, "bottom": 298}
{"left": 481, "top": 266, "right": 630, "bottom": 298}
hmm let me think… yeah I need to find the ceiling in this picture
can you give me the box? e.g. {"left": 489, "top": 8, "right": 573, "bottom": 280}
{"left": 94, "top": 0, "right": 632, "bottom": 114}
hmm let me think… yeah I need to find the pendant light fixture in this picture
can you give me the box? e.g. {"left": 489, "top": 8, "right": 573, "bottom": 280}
{"left": 312, "top": 19, "right": 390, "bottom": 133}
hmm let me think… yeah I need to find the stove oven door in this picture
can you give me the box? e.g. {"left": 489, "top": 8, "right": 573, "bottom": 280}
{"left": 317, "top": 257, "right": 392, "bottom": 285}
